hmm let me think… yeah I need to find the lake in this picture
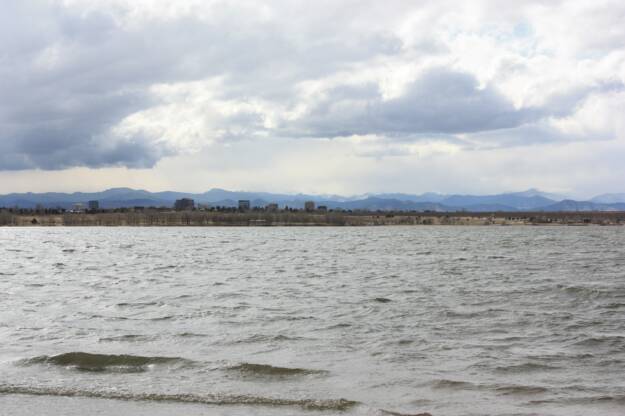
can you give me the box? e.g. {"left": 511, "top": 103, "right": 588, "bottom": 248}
{"left": 1, "top": 226, "right": 624, "bottom": 415}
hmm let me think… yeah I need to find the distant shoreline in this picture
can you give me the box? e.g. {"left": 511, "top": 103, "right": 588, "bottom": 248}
{"left": 2, "top": 211, "right": 624, "bottom": 226}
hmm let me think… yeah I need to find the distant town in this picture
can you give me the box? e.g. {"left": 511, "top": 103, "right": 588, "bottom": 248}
{"left": 1, "top": 197, "right": 331, "bottom": 215}
{"left": 2, "top": 196, "right": 625, "bottom": 227}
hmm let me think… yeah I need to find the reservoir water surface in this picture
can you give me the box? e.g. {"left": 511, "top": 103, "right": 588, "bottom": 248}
{"left": 1, "top": 226, "right": 624, "bottom": 416}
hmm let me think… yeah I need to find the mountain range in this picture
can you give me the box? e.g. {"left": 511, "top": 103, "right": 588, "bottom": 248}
{"left": 2, "top": 188, "right": 625, "bottom": 212}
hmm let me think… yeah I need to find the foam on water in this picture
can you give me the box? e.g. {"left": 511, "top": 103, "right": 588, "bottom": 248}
{"left": 0, "top": 385, "right": 358, "bottom": 411}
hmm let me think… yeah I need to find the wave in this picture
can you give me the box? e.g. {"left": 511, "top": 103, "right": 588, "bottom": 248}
{"left": 432, "top": 379, "right": 548, "bottom": 396}
{"left": 494, "top": 362, "right": 560, "bottom": 373}
{"left": 116, "top": 301, "right": 160, "bottom": 308}
{"left": 572, "top": 335, "right": 625, "bottom": 349}
{"left": 443, "top": 310, "right": 481, "bottom": 319}
{"left": 20, "top": 352, "right": 192, "bottom": 373}
{"left": 228, "top": 362, "right": 328, "bottom": 377}
{"left": 98, "top": 335, "right": 153, "bottom": 343}
{"left": 431, "top": 379, "right": 477, "bottom": 390}
{"left": 495, "top": 385, "right": 548, "bottom": 395}
{"left": 229, "top": 334, "right": 308, "bottom": 344}
{"left": 323, "top": 323, "right": 352, "bottom": 330}
{"left": 0, "top": 385, "right": 357, "bottom": 411}
{"left": 558, "top": 285, "right": 617, "bottom": 299}
{"left": 379, "top": 410, "right": 432, "bottom": 416}
{"left": 380, "top": 410, "right": 432, "bottom": 416}
{"left": 602, "top": 302, "right": 625, "bottom": 309}
{"left": 148, "top": 315, "right": 175, "bottom": 321}
{"left": 529, "top": 394, "right": 625, "bottom": 405}
{"left": 177, "top": 332, "right": 208, "bottom": 338}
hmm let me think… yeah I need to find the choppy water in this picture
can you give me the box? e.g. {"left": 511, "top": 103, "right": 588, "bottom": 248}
{"left": 1, "top": 226, "right": 624, "bottom": 416}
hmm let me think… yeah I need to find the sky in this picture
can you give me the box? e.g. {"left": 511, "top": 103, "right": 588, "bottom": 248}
{"left": 1, "top": 0, "right": 624, "bottom": 198}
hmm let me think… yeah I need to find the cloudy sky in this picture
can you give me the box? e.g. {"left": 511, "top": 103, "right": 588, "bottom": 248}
{"left": 1, "top": 0, "right": 624, "bottom": 197}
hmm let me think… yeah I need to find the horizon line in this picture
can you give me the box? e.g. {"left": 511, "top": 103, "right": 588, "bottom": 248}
{"left": 1, "top": 186, "right": 623, "bottom": 201}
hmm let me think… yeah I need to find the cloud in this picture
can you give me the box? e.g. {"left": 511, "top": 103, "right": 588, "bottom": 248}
{"left": 0, "top": 73, "right": 159, "bottom": 169}
{"left": 0, "top": 0, "right": 624, "bottom": 177}
{"left": 278, "top": 68, "right": 541, "bottom": 139}
{"left": 0, "top": 0, "right": 408, "bottom": 169}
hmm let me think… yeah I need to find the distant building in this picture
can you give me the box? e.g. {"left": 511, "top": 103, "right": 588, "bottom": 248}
{"left": 72, "top": 203, "right": 84, "bottom": 213}
{"left": 266, "top": 203, "right": 279, "bottom": 212}
{"left": 238, "top": 200, "right": 251, "bottom": 211}
{"left": 88, "top": 200, "right": 99, "bottom": 211}
{"left": 304, "top": 201, "right": 316, "bottom": 212}
{"left": 317, "top": 205, "right": 328, "bottom": 212}
{"left": 174, "top": 198, "right": 195, "bottom": 211}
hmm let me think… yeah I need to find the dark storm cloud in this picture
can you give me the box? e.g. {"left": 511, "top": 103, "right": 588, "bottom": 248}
{"left": 0, "top": 1, "right": 406, "bottom": 170}
{"left": 0, "top": 58, "right": 157, "bottom": 170}
{"left": 0, "top": 132, "right": 171, "bottom": 170}
{"left": 279, "top": 68, "right": 541, "bottom": 138}
{"left": 0, "top": 3, "right": 168, "bottom": 169}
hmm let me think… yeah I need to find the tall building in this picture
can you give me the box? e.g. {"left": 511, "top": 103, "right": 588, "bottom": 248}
{"left": 174, "top": 198, "right": 195, "bottom": 211}
{"left": 266, "top": 203, "right": 279, "bottom": 212}
{"left": 238, "top": 200, "right": 251, "bottom": 211}
{"left": 88, "top": 200, "right": 99, "bottom": 211}
{"left": 304, "top": 201, "right": 316, "bottom": 212}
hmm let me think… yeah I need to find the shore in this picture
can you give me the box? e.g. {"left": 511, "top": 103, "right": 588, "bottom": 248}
{"left": 2, "top": 210, "right": 624, "bottom": 226}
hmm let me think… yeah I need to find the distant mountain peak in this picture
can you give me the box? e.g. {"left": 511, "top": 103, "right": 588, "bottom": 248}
{"left": 1, "top": 187, "right": 624, "bottom": 212}
{"left": 591, "top": 193, "right": 625, "bottom": 204}
{"left": 508, "top": 188, "right": 567, "bottom": 201}
{"left": 104, "top": 187, "right": 136, "bottom": 192}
